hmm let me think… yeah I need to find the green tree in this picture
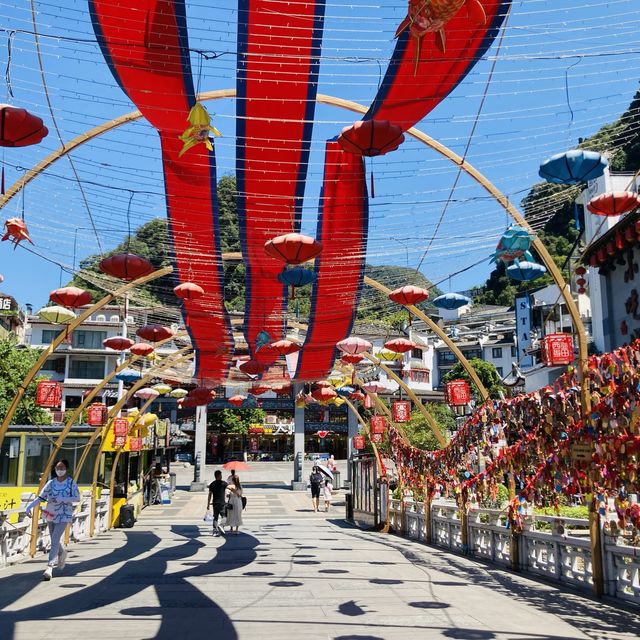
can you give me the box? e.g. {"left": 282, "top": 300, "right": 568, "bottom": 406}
{"left": 442, "top": 358, "right": 504, "bottom": 400}
{"left": 0, "top": 337, "right": 52, "bottom": 425}
{"left": 402, "top": 403, "right": 456, "bottom": 451}
{"left": 208, "top": 407, "right": 266, "bottom": 434}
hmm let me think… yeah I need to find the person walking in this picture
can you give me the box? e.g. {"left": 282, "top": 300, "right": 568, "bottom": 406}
{"left": 322, "top": 478, "right": 333, "bottom": 512}
{"left": 226, "top": 476, "right": 243, "bottom": 535}
{"left": 206, "top": 470, "right": 228, "bottom": 536}
{"left": 309, "top": 465, "right": 324, "bottom": 512}
{"left": 25, "top": 459, "right": 80, "bottom": 581}
{"left": 327, "top": 455, "right": 337, "bottom": 472}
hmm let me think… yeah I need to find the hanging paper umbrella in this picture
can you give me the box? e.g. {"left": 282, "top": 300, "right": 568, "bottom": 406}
{"left": 336, "top": 385, "right": 356, "bottom": 397}
{"left": 103, "top": 337, "right": 134, "bottom": 351}
{"left": 432, "top": 292, "right": 470, "bottom": 310}
{"left": 490, "top": 225, "right": 534, "bottom": 264}
{"left": 378, "top": 349, "right": 404, "bottom": 362}
{"left": 338, "top": 119, "right": 404, "bottom": 157}
{"left": 134, "top": 388, "right": 160, "bottom": 400}
{"left": 228, "top": 395, "right": 246, "bottom": 407}
{"left": 269, "top": 339, "right": 301, "bottom": 357}
{"left": 384, "top": 338, "right": 414, "bottom": 353}
{"left": 539, "top": 150, "right": 608, "bottom": 185}
{"left": 388, "top": 285, "right": 429, "bottom": 306}
{"left": 312, "top": 386, "right": 337, "bottom": 403}
{"left": 587, "top": 191, "right": 640, "bottom": 217}
{"left": 188, "top": 386, "right": 216, "bottom": 404}
{"left": 239, "top": 359, "right": 266, "bottom": 376}
{"left": 116, "top": 368, "right": 142, "bottom": 383}
{"left": 137, "top": 324, "right": 174, "bottom": 343}
{"left": 336, "top": 336, "right": 372, "bottom": 355}
{"left": 153, "top": 383, "right": 172, "bottom": 395}
{"left": 174, "top": 282, "right": 205, "bottom": 299}
{"left": 273, "top": 383, "right": 292, "bottom": 396}
{"left": 99, "top": 253, "right": 154, "bottom": 280}
{"left": 341, "top": 353, "right": 364, "bottom": 365}
{"left": 249, "top": 384, "right": 271, "bottom": 396}
{"left": 141, "top": 413, "right": 158, "bottom": 427}
{"left": 349, "top": 390, "right": 365, "bottom": 402}
{"left": 130, "top": 343, "right": 155, "bottom": 357}
{"left": 37, "top": 305, "right": 76, "bottom": 325}
{"left": 264, "top": 233, "right": 322, "bottom": 264}
{"left": 169, "top": 388, "right": 188, "bottom": 399}
{"left": 278, "top": 266, "right": 316, "bottom": 299}
{"left": 0, "top": 104, "right": 48, "bottom": 147}
{"left": 49, "top": 286, "right": 92, "bottom": 309}
{"left": 506, "top": 261, "right": 547, "bottom": 282}
{"left": 2, "top": 217, "right": 33, "bottom": 248}
{"left": 363, "top": 382, "right": 390, "bottom": 394}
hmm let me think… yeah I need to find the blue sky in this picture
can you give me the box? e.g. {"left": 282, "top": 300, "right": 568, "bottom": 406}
{"left": 0, "top": 0, "right": 638, "bottom": 310}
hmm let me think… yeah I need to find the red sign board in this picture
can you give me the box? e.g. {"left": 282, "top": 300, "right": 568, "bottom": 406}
{"left": 371, "top": 432, "right": 383, "bottom": 444}
{"left": 352, "top": 435, "right": 365, "bottom": 450}
{"left": 392, "top": 401, "right": 411, "bottom": 423}
{"left": 88, "top": 403, "right": 107, "bottom": 426}
{"left": 248, "top": 427, "right": 264, "bottom": 434}
{"left": 113, "top": 435, "right": 127, "bottom": 448}
{"left": 541, "top": 333, "right": 574, "bottom": 366}
{"left": 249, "top": 437, "right": 259, "bottom": 453}
{"left": 113, "top": 418, "right": 129, "bottom": 436}
{"left": 371, "top": 415, "right": 386, "bottom": 434}
{"left": 129, "top": 437, "right": 142, "bottom": 451}
{"left": 36, "top": 381, "right": 62, "bottom": 408}
{"left": 445, "top": 379, "right": 471, "bottom": 406}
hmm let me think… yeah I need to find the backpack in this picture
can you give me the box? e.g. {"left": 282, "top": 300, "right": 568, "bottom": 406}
{"left": 241, "top": 496, "right": 247, "bottom": 510}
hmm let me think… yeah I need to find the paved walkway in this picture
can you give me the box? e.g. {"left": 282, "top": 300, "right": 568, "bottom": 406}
{"left": 1, "top": 482, "right": 638, "bottom": 640}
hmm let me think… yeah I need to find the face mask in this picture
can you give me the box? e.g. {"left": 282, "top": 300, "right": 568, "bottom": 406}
{"left": 55, "top": 468, "right": 66, "bottom": 477}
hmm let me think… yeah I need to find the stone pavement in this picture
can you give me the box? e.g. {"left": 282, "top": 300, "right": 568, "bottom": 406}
{"left": 1, "top": 481, "right": 639, "bottom": 640}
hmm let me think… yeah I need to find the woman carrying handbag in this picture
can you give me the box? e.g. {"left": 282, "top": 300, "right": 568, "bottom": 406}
{"left": 226, "top": 476, "right": 243, "bottom": 535}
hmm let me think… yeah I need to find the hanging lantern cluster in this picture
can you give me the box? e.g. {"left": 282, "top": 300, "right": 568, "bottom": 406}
{"left": 539, "top": 149, "right": 608, "bottom": 185}
{"left": 574, "top": 265, "right": 588, "bottom": 295}
{"left": 540, "top": 333, "right": 574, "bottom": 366}
{"left": 584, "top": 218, "right": 640, "bottom": 274}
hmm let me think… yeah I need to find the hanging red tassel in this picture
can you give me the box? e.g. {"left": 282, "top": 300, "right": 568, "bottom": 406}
{"left": 370, "top": 166, "right": 375, "bottom": 199}
{"left": 1, "top": 166, "right": 4, "bottom": 195}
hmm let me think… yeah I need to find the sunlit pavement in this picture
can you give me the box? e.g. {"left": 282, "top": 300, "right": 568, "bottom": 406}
{"left": 1, "top": 473, "right": 638, "bottom": 639}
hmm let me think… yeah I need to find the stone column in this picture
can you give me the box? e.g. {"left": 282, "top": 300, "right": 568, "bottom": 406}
{"left": 190, "top": 403, "right": 208, "bottom": 491}
{"left": 346, "top": 403, "right": 359, "bottom": 482}
{"left": 292, "top": 384, "right": 306, "bottom": 490}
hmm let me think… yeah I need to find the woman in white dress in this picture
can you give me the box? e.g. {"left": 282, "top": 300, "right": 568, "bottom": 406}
{"left": 226, "top": 477, "right": 243, "bottom": 534}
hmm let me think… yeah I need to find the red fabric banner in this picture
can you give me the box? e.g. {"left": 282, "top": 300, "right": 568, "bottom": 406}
{"left": 294, "top": 141, "right": 368, "bottom": 380}
{"left": 236, "top": 0, "right": 326, "bottom": 363}
{"left": 89, "top": 0, "right": 233, "bottom": 383}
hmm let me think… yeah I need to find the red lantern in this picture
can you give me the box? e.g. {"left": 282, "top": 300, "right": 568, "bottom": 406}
{"left": 578, "top": 287, "right": 586, "bottom": 294}
{"left": 36, "top": 381, "right": 62, "bottom": 407}
{"left": 541, "top": 333, "right": 574, "bottom": 366}
{"left": 269, "top": 339, "right": 301, "bottom": 356}
{"left": 575, "top": 277, "right": 586, "bottom": 287}
{"left": 338, "top": 119, "right": 404, "bottom": 157}
{"left": 264, "top": 233, "right": 322, "bottom": 265}
{"left": 113, "top": 417, "right": 129, "bottom": 436}
{"left": 371, "top": 415, "right": 386, "bottom": 434}
{"left": 383, "top": 338, "right": 414, "bottom": 354}
{"left": 113, "top": 435, "right": 127, "bottom": 448}
{"left": 136, "top": 324, "right": 174, "bottom": 343}
{"left": 49, "top": 286, "right": 92, "bottom": 309}
{"left": 625, "top": 226, "right": 636, "bottom": 243}
{"left": 388, "top": 285, "right": 429, "bottom": 306}
{"left": 103, "top": 337, "right": 134, "bottom": 351}
{"left": 606, "top": 241, "right": 615, "bottom": 256}
{"left": 575, "top": 266, "right": 586, "bottom": 276}
{"left": 0, "top": 104, "right": 48, "bottom": 147}
{"left": 99, "top": 253, "right": 154, "bottom": 280}
{"left": 188, "top": 387, "right": 216, "bottom": 404}
{"left": 129, "top": 437, "right": 142, "bottom": 451}
{"left": 228, "top": 395, "right": 246, "bottom": 407}
{"left": 352, "top": 435, "right": 365, "bottom": 450}
{"left": 130, "top": 343, "right": 155, "bottom": 357}
{"left": 341, "top": 353, "right": 364, "bottom": 365}
{"left": 371, "top": 432, "right": 383, "bottom": 444}
{"left": 239, "top": 359, "right": 266, "bottom": 376}
{"left": 392, "top": 400, "right": 411, "bottom": 423}
{"left": 444, "top": 379, "right": 471, "bottom": 406}
{"left": 587, "top": 191, "right": 640, "bottom": 217}
{"left": 88, "top": 403, "right": 107, "bottom": 426}
{"left": 174, "top": 282, "right": 205, "bottom": 299}
{"left": 312, "top": 386, "right": 337, "bottom": 403}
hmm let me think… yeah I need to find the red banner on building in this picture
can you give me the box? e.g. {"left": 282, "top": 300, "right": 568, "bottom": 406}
{"left": 88, "top": 403, "right": 107, "bottom": 426}
{"left": 371, "top": 415, "right": 386, "bottom": 434}
{"left": 392, "top": 400, "right": 411, "bottom": 423}
{"left": 113, "top": 418, "right": 129, "bottom": 436}
{"left": 35, "top": 381, "right": 62, "bottom": 408}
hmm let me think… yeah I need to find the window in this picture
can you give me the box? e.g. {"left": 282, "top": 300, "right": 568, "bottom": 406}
{"left": 408, "top": 369, "right": 430, "bottom": 383}
{"left": 68, "top": 359, "right": 104, "bottom": 378}
{"left": 41, "top": 329, "right": 62, "bottom": 344}
{"left": 0, "top": 437, "right": 20, "bottom": 486}
{"left": 462, "top": 349, "right": 482, "bottom": 360}
{"left": 438, "top": 350, "right": 457, "bottom": 365}
{"left": 410, "top": 348, "right": 423, "bottom": 360}
{"left": 511, "top": 346, "right": 517, "bottom": 358}
{"left": 496, "top": 367, "right": 503, "bottom": 377}
{"left": 492, "top": 347, "right": 503, "bottom": 359}
{"left": 72, "top": 330, "right": 107, "bottom": 349}
{"left": 24, "top": 437, "right": 52, "bottom": 485}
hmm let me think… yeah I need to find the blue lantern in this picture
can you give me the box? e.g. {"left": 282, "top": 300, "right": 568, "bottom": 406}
{"left": 278, "top": 266, "right": 316, "bottom": 299}
{"left": 115, "top": 368, "right": 142, "bottom": 383}
{"left": 433, "top": 292, "right": 470, "bottom": 310}
{"left": 506, "top": 261, "right": 547, "bottom": 282}
{"left": 490, "top": 225, "right": 534, "bottom": 265}
{"left": 336, "top": 385, "right": 355, "bottom": 397}
{"left": 539, "top": 150, "right": 607, "bottom": 185}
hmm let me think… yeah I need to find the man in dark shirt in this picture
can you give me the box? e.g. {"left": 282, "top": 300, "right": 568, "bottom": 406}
{"left": 207, "top": 470, "right": 228, "bottom": 536}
